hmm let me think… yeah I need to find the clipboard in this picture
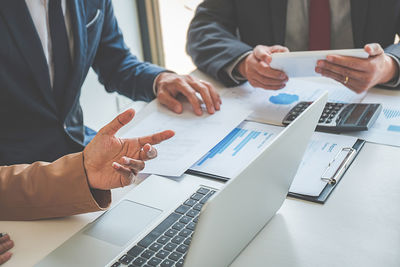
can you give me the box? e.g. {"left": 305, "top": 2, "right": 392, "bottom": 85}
{"left": 186, "top": 139, "right": 365, "bottom": 204}
{"left": 287, "top": 139, "right": 365, "bottom": 203}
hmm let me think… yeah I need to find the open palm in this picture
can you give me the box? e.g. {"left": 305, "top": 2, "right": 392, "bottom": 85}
{"left": 83, "top": 109, "right": 174, "bottom": 190}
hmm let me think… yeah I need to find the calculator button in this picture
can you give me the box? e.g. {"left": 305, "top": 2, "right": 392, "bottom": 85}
{"left": 319, "top": 118, "right": 326, "bottom": 123}
{"left": 326, "top": 119, "right": 332, "bottom": 123}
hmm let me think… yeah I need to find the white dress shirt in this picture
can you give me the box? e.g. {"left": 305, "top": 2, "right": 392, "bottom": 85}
{"left": 25, "top": 0, "right": 74, "bottom": 87}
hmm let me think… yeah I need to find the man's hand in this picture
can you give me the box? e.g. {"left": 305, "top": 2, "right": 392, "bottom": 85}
{"left": 0, "top": 233, "right": 13, "bottom": 265}
{"left": 83, "top": 109, "right": 175, "bottom": 190}
{"left": 155, "top": 73, "right": 221, "bottom": 116}
{"left": 237, "top": 45, "right": 289, "bottom": 90}
{"left": 316, "top": 43, "right": 399, "bottom": 93}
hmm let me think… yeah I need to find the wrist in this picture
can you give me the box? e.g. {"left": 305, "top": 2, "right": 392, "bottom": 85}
{"left": 237, "top": 55, "right": 250, "bottom": 79}
{"left": 381, "top": 55, "right": 399, "bottom": 84}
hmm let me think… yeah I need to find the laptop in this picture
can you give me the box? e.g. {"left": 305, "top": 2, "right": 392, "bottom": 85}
{"left": 35, "top": 92, "right": 328, "bottom": 267}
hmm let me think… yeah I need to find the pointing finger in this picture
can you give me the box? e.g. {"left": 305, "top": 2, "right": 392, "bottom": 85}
{"left": 99, "top": 109, "right": 135, "bottom": 136}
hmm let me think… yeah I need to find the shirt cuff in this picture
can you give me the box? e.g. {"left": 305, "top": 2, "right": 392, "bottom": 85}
{"left": 224, "top": 51, "right": 252, "bottom": 84}
{"left": 381, "top": 53, "right": 400, "bottom": 87}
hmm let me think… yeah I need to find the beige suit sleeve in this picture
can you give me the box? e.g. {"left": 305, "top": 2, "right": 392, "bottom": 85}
{"left": 0, "top": 152, "right": 111, "bottom": 221}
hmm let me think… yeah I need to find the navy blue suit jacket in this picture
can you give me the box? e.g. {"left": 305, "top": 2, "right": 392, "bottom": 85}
{"left": 0, "top": 0, "right": 165, "bottom": 165}
{"left": 187, "top": 0, "right": 400, "bottom": 87}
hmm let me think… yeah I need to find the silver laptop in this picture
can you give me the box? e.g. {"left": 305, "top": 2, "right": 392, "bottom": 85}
{"left": 35, "top": 92, "right": 328, "bottom": 267}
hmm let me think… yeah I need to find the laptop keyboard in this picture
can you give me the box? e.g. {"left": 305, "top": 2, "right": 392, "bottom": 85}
{"left": 110, "top": 187, "right": 216, "bottom": 267}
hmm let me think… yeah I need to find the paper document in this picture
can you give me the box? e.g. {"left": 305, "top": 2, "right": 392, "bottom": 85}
{"left": 119, "top": 100, "right": 251, "bottom": 177}
{"left": 190, "top": 122, "right": 358, "bottom": 197}
{"left": 223, "top": 77, "right": 366, "bottom": 125}
{"left": 270, "top": 49, "right": 368, "bottom": 77}
{"left": 190, "top": 121, "right": 283, "bottom": 178}
{"left": 345, "top": 87, "right": 400, "bottom": 147}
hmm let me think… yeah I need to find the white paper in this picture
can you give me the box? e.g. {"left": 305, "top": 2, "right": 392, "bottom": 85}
{"left": 190, "top": 121, "right": 283, "bottom": 178}
{"left": 270, "top": 49, "right": 369, "bottom": 77}
{"left": 119, "top": 100, "right": 251, "bottom": 177}
{"left": 344, "top": 87, "right": 400, "bottom": 147}
{"left": 190, "top": 122, "right": 358, "bottom": 197}
{"left": 222, "top": 77, "right": 366, "bottom": 125}
{"left": 289, "top": 132, "right": 357, "bottom": 196}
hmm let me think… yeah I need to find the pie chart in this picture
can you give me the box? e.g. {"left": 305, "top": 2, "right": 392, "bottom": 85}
{"left": 269, "top": 93, "right": 299, "bottom": 105}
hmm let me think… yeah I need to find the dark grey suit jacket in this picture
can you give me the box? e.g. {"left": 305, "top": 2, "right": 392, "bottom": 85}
{"left": 187, "top": 0, "right": 400, "bottom": 87}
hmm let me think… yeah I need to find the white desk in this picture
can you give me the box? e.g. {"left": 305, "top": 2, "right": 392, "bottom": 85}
{"left": 1, "top": 74, "right": 400, "bottom": 267}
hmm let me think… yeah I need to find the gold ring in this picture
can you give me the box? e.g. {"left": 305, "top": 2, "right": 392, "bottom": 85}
{"left": 344, "top": 76, "right": 349, "bottom": 84}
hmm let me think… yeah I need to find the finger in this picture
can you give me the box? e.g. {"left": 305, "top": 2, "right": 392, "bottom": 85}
{"left": 140, "top": 144, "right": 158, "bottom": 160}
{"left": 364, "top": 43, "right": 384, "bottom": 57}
{"left": 175, "top": 82, "right": 203, "bottom": 116}
{"left": 325, "top": 54, "right": 368, "bottom": 72}
{"left": 253, "top": 46, "right": 272, "bottom": 63}
{"left": 0, "top": 251, "right": 12, "bottom": 265}
{"left": 121, "top": 157, "right": 145, "bottom": 172}
{"left": 249, "top": 78, "right": 286, "bottom": 90}
{"left": 202, "top": 81, "right": 222, "bottom": 110}
{"left": 316, "top": 67, "right": 365, "bottom": 93}
{"left": 0, "top": 234, "right": 10, "bottom": 243}
{"left": 188, "top": 80, "right": 215, "bottom": 114}
{"left": 138, "top": 130, "right": 175, "bottom": 146}
{"left": 270, "top": 45, "right": 290, "bottom": 53}
{"left": 251, "top": 70, "right": 288, "bottom": 86}
{"left": 0, "top": 240, "right": 14, "bottom": 254}
{"left": 112, "top": 162, "right": 135, "bottom": 187}
{"left": 157, "top": 90, "right": 184, "bottom": 114}
{"left": 255, "top": 63, "right": 288, "bottom": 80}
{"left": 99, "top": 109, "right": 135, "bottom": 136}
{"left": 316, "top": 60, "right": 365, "bottom": 82}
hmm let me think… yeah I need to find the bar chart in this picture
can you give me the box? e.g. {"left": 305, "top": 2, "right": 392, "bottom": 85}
{"left": 191, "top": 121, "right": 283, "bottom": 178}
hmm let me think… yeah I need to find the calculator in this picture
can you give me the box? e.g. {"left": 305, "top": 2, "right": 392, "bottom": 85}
{"left": 282, "top": 102, "right": 382, "bottom": 132}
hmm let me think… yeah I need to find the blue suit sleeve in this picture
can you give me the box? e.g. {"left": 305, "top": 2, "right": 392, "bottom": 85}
{"left": 92, "top": 0, "right": 165, "bottom": 101}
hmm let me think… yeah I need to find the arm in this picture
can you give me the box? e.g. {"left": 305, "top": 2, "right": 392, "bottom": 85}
{"left": 0, "top": 110, "right": 174, "bottom": 221}
{"left": 0, "top": 152, "right": 111, "bottom": 221}
{"left": 186, "top": 0, "right": 253, "bottom": 86}
{"left": 92, "top": 0, "right": 165, "bottom": 102}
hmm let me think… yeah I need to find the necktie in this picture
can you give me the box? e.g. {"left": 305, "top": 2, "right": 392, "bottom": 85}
{"left": 308, "top": 0, "right": 331, "bottom": 50}
{"left": 49, "top": 0, "right": 71, "bottom": 111}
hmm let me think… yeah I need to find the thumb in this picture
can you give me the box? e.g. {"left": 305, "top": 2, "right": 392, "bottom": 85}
{"left": 99, "top": 109, "right": 135, "bottom": 136}
{"left": 364, "top": 43, "right": 384, "bottom": 57}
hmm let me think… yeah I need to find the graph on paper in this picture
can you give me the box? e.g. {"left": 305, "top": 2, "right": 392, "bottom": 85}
{"left": 190, "top": 121, "right": 283, "bottom": 178}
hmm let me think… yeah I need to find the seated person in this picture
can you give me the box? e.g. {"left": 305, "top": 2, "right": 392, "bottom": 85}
{"left": 186, "top": 0, "right": 400, "bottom": 93}
{"left": 0, "top": 109, "right": 174, "bottom": 221}
{"left": 0, "top": 0, "right": 221, "bottom": 166}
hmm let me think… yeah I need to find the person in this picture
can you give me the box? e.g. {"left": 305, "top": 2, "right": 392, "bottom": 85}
{"left": 186, "top": 0, "right": 400, "bottom": 93}
{"left": 0, "top": 109, "right": 175, "bottom": 221}
{"left": 0, "top": 233, "right": 13, "bottom": 265}
{"left": 0, "top": 0, "right": 221, "bottom": 166}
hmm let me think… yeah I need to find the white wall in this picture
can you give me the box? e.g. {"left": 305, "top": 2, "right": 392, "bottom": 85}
{"left": 80, "top": 0, "right": 144, "bottom": 131}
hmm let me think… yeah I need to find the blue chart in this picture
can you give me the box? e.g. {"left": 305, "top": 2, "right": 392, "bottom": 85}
{"left": 269, "top": 93, "right": 299, "bottom": 105}
{"left": 191, "top": 121, "right": 282, "bottom": 178}
{"left": 383, "top": 108, "right": 400, "bottom": 119}
{"left": 196, "top": 127, "right": 271, "bottom": 166}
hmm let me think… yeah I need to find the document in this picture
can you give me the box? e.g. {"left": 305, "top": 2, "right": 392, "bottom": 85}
{"left": 270, "top": 49, "right": 368, "bottom": 77}
{"left": 345, "top": 87, "right": 400, "bottom": 147}
{"left": 118, "top": 100, "right": 252, "bottom": 177}
{"left": 190, "top": 122, "right": 358, "bottom": 197}
{"left": 222, "top": 77, "right": 366, "bottom": 125}
{"left": 190, "top": 121, "right": 283, "bottom": 178}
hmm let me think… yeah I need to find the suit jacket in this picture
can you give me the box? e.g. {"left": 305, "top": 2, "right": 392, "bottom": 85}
{"left": 187, "top": 0, "right": 400, "bottom": 87}
{"left": 0, "top": 152, "right": 111, "bottom": 221}
{"left": 0, "top": 0, "right": 165, "bottom": 165}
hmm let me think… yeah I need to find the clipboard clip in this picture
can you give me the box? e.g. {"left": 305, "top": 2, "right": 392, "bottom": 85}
{"left": 321, "top": 147, "right": 356, "bottom": 185}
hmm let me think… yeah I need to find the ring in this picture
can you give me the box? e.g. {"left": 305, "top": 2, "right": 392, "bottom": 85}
{"left": 344, "top": 76, "right": 349, "bottom": 84}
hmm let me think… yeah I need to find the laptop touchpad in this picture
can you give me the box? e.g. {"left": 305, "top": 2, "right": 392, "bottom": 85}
{"left": 84, "top": 200, "right": 162, "bottom": 247}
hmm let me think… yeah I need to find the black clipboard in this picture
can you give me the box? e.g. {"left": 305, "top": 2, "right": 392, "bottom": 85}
{"left": 186, "top": 139, "right": 365, "bottom": 204}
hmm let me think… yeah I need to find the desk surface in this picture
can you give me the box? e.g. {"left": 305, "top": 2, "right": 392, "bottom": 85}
{"left": 1, "top": 75, "right": 400, "bottom": 267}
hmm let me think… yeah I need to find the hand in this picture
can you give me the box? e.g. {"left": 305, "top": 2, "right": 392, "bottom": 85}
{"left": 0, "top": 233, "right": 13, "bottom": 265}
{"left": 237, "top": 45, "right": 289, "bottom": 90}
{"left": 83, "top": 109, "right": 175, "bottom": 190}
{"left": 315, "top": 43, "right": 399, "bottom": 93}
{"left": 155, "top": 73, "right": 221, "bottom": 116}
